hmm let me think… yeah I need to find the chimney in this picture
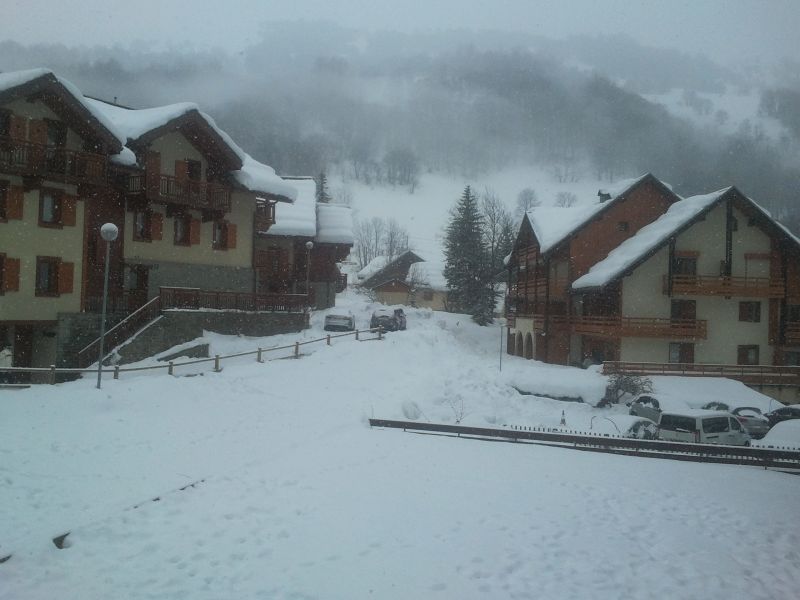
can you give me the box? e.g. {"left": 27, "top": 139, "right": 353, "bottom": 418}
{"left": 598, "top": 190, "right": 612, "bottom": 203}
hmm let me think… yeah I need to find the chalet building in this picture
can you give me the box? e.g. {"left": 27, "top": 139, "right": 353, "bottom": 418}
{"left": 506, "top": 175, "right": 800, "bottom": 379}
{"left": 358, "top": 250, "right": 449, "bottom": 310}
{"left": 254, "top": 177, "right": 353, "bottom": 309}
{"left": 0, "top": 68, "right": 346, "bottom": 378}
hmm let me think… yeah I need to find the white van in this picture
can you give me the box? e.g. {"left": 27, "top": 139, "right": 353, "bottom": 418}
{"left": 657, "top": 411, "right": 751, "bottom": 446}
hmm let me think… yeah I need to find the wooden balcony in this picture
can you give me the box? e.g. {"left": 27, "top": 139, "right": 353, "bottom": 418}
{"left": 0, "top": 137, "right": 107, "bottom": 185}
{"left": 571, "top": 316, "right": 707, "bottom": 340}
{"left": 665, "top": 274, "right": 784, "bottom": 298}
{"left": 254, "top": 200, "right": 276, "bottom": 232}
{"left": 516, "top": 277, "right": 569, "bottom": 300}
{"left": 785, "top": 322, "right": 800, "bottom": 346}
{"left": 128, "top": 173, "right": 231, "bottom": 212}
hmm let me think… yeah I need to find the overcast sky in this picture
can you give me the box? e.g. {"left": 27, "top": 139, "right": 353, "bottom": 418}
{"left": 2, "top": 0, "right": 798, "bottom": 66}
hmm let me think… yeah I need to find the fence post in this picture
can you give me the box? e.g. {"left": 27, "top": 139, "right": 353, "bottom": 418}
{"left": 378, "top": 327, "right": 383, "bottom": 340}
{"left": 214, "top": 355, "right": 221, "bottom": 372}
{"left": 114, "top": 365, "right": 120, "bottom": 380}
{"left": 294, "top": 341, "right": 300, "bottom": 358}
{"left": 168, "top": 361, "right": 174, "bottom": 376}
{"left": 355, "top": 330, "right": 359, "bottom": 341}
{"left": 327, "top": 335, "right": 331, "bottom": 346}
{"left": 257, "top": 347, "right": 263, "bottom": 363}
{"left": 49, "top": 365, "right": 56, "bottom": 385}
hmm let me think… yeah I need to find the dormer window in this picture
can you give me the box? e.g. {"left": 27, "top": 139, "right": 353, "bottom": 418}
{"left": 187, "top": 159, "right": 202, "bottom": 181}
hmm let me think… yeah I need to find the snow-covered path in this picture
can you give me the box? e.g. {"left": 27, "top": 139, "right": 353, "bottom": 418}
{"left": 1, "top": 293, "right": 798, "bottom": 599}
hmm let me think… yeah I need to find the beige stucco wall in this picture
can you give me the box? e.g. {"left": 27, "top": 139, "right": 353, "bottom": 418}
{"left": 412, "top": 289, "right": 448, "bottom": 311}
{"left": 125, "top": 190, "right": 254, "bottom": 268}
{"left": 0, "top": 175, "right": 83, "bottom": 321}
{"left": 619, "top": 203, "right": 773, "bottom": 364}
{"left": 149, "top": 131, "right": 208, "bottom": 178}
{"left": 376, "top": 290, "right": 409, "bottom": 306}
{"left": 3, "top": 99, "right": 84, "bottom": 152}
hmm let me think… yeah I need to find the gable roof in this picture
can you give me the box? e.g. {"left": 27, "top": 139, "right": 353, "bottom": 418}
{"left": 523, "top": 173, "right": 678, "bottom": 256}
{"left": 572, "top": 186, "right": 800, "bottom": 291}
{"left": 360, "top": 250, "right": 425, "bottom": 289}
{"left": 407, "top": 260, "right": 448, "bottom": 292}
{"left": 86, "top": 97, "right": 296, "bottom": 202}
{"left": 0, "top": 68, "right": 123, "bottom": 154}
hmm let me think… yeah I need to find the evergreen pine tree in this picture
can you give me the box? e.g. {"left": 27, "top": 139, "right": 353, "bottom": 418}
{"left": 315, "top": 172, "right": 331, "bottom": 203}
{"left": 444, "top": 185, "right": 495, "bottom": 325}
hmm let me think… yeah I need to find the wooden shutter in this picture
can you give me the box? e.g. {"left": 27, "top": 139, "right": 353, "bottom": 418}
{"left": 29, "top": 119, "right": 48, "bottom": 145}
{"left": 175, "top": 160, "right": 189, "bottom": 181}
{"left": 4, "top": 257, "right": 20, "bottom": 292}
{"left": 61, "top": 195, "right": 77, "bottom": 226}
{"left": 9, "top": 115, "right": 26, "bottom": 141}
{"left": 150, "top": 212, "right": 163, "bottom": 241}
{"left": 189, "top": 218, "right": 201, "bottom": 245}
{"left": 225, "top": 222, "right": 237, "bottom": 249}
{"left": 7, "top": 186, "right": 24, "bottom": 220}
{"left": 58, "top": 261, "right": 74, "bottom": 294}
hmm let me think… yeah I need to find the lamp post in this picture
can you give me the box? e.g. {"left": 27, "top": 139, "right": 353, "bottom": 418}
{"left": 305, "top": 240, "right": 314, "bottom": 301}
{"left": 96, "top": 222, "right": 118, "bottom": 390}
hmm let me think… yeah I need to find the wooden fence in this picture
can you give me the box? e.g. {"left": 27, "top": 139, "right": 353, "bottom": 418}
{"left": 603, "top": 361, "right": 800, "bottom": 386}
{"left": 1, "top": 327, "right": 384, "bottom": 385}
{"left": 369, "top": 419, "right": 800, "bottom": 469}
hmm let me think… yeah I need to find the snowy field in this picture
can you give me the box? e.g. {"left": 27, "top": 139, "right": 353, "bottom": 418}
{"left": 1, "top": 290, "right": 799, "bottom": 599}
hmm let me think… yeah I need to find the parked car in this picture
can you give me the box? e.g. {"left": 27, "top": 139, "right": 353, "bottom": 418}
{"left": 763, "top": 405, "right": 800, "bottom": 428}
{"left": 323, "top": 312, "right": 355, "bottom": 332}
{"left": 370, "top": 308, "right": 407, "bottom": 332}
{"left": 730, "top": 407, "right": 770, "bottom": 439}
{"left": 657, "top": 411, "right": 751, "bottom": 446}
{"left": 753, "top": 420, "right": 800, "bottom": 449}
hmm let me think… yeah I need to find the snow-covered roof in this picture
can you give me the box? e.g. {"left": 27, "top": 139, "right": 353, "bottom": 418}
{"left": 265, "top": 178, "right": 317, "bottom": 237}
{"left": 87, "top": 97, "right": 296, "bottom": 202}
{"left": 526, "top": 174, "right": 655, "bottom": 254}
{"left": 315, "top": 203, "right": 354, "bottom": 245}
{"left": 231, "top": 155, "right": 297, "bottom": 202}
{"left": 407, "top": 261, "right": 447, "bottom": 291}
{"left": 0, "top": 68, "right": 124, "bottom": 153}
{"left": 573, "top": 188, "right": 729, "bottom": 290}
{"left": 357, "top": 256, "right": 390, "bottom": 280}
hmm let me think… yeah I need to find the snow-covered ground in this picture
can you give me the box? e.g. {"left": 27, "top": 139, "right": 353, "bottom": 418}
{"left": 1, "top": 289, "right": 798, "bottom": 599}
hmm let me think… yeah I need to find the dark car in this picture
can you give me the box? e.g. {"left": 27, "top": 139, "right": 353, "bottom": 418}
{"left": 371, "top": 308, "right": 399, "bottom": 331}
{"left": 731, "top": 407, "right": 770, "bottom": 439}
{"left": 764, "top": 405, "right": 800, "bottom": 428}
{"left": 393, "top": 308, "right": 407, "bottom": 331}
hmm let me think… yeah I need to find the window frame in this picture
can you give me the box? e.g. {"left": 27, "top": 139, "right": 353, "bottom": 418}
{"left": 673, "top": 256, "right": 697, "bottom": 276}
{"left": 186, "top": 159, "right": 202, "bottom": 181}
{"left": 0, "top": 180, "right": 8, "bottom": 222}
{"left": 38, "top": 188, "right": 63, "bottom": 228}
{"left": 669, "top": 342, "right": 695, "bottom": 364}
{"left": 737, "top": 345, "right": 760, "bottom": 366}
{"left": 35, "top": 256, "right": 60, "bottom": 297}
{"left": 212, "top": 219, "right": 227, "bottom": 250}
{"left": 132, "top": 209, "right": 151, "bottom": 242}
{"left": 173, "top": 213, "right": 191, "bottom": 246}
{"left": 738, "top": 301, "right": 761, "bottom": 323}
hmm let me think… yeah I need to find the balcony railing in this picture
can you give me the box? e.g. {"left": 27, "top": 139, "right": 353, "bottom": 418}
{"left": 603, "top": 361, "right": 800, "bottom": 387}
{"left": 0, "top": 137, "right": 107, "bottom": 184}
{"left": 254, "top": 201, "right": 276, "bottom": 232}
{"left": 665, "top": 274, "right": 784, "bottom": 298}
{"left": 571, "top": 316, "right": 707, "bottom": 340}
{"left": 128, "top": 173, "right": 231, "bottom": 212}
{"left": 786, "top": 322, "right": 800, "bottom": 346}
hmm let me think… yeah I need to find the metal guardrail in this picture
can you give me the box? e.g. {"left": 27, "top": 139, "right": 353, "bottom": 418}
{"left": 369, "top": 419, "right": 800, "bottom": 469}
{"left": 1, "top": 327, "right": 384, "bottom": 384}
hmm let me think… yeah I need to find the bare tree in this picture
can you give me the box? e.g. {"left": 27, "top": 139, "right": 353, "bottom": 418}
{"left": 384, "top": 217, "right": 410, "bottom": 262}
{"left": 515, "top": 187, "right": 540, "bottom": 219}
{"left": 353, "top": 216, "right": 410, "bottom": 268}
{"left": 554, "top": 191, "right": 578, "bottom": 207}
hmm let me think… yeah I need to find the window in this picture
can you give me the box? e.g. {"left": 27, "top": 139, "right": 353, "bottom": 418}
{"left": 212, "top": 219, "right": 227, "bottom": 249}
{"left": 669, "top": 342, "right": 694, "bottom": 364}
{"left": 702, "top": 417, "right": 730, "bottom": 434}
{"left": 671, "top": 299, "right": 696, "bottom": 320}
{"left": 787, "top": 305, "right": 800, "bottom": 323}
{"left": 35, "top": 257, "right": 60, "bottom": 296}
{"left": 187, "top": 159, "right": 202, "bottom": 181}
{"left": 0, "top": 181, "right": 7, "bottom": 221}
{"left": 45, "top": 119, "right": 67, "bottom": 147}
{"left": 617, "top": 221, "right": 629, "bottom": 232}
{"left": 133, "top": 209, "right": 151, "bottom": 241}
{"left": 730, "top": 217, "right": 739, "bottom": 232}
{"left": 659, "top": 414, "right": 696, "bottom": 432}
{"left": 730, "top": 418, "right": 742, "bottom": 431}
{"left": 739, "top": 301, "right": 761, "bottom": 323}
{"left": 737, "top": 345, "right": 759, "bottom": 365}
{"left": 174, "top": 214, "right": 191, "bottom": 246}
{"left": 673, "top": 257, "right": 697, "bottom": 275}
{"left": 39, "top": 189, "right": 62, "bottom": 226}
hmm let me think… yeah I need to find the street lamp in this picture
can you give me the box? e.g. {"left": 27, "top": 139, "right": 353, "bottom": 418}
{"left": 305, "top": 240, "right": 314, "bottom": 301}
{"left": 96, "top": 222, "right": 118, "bottom": 389}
